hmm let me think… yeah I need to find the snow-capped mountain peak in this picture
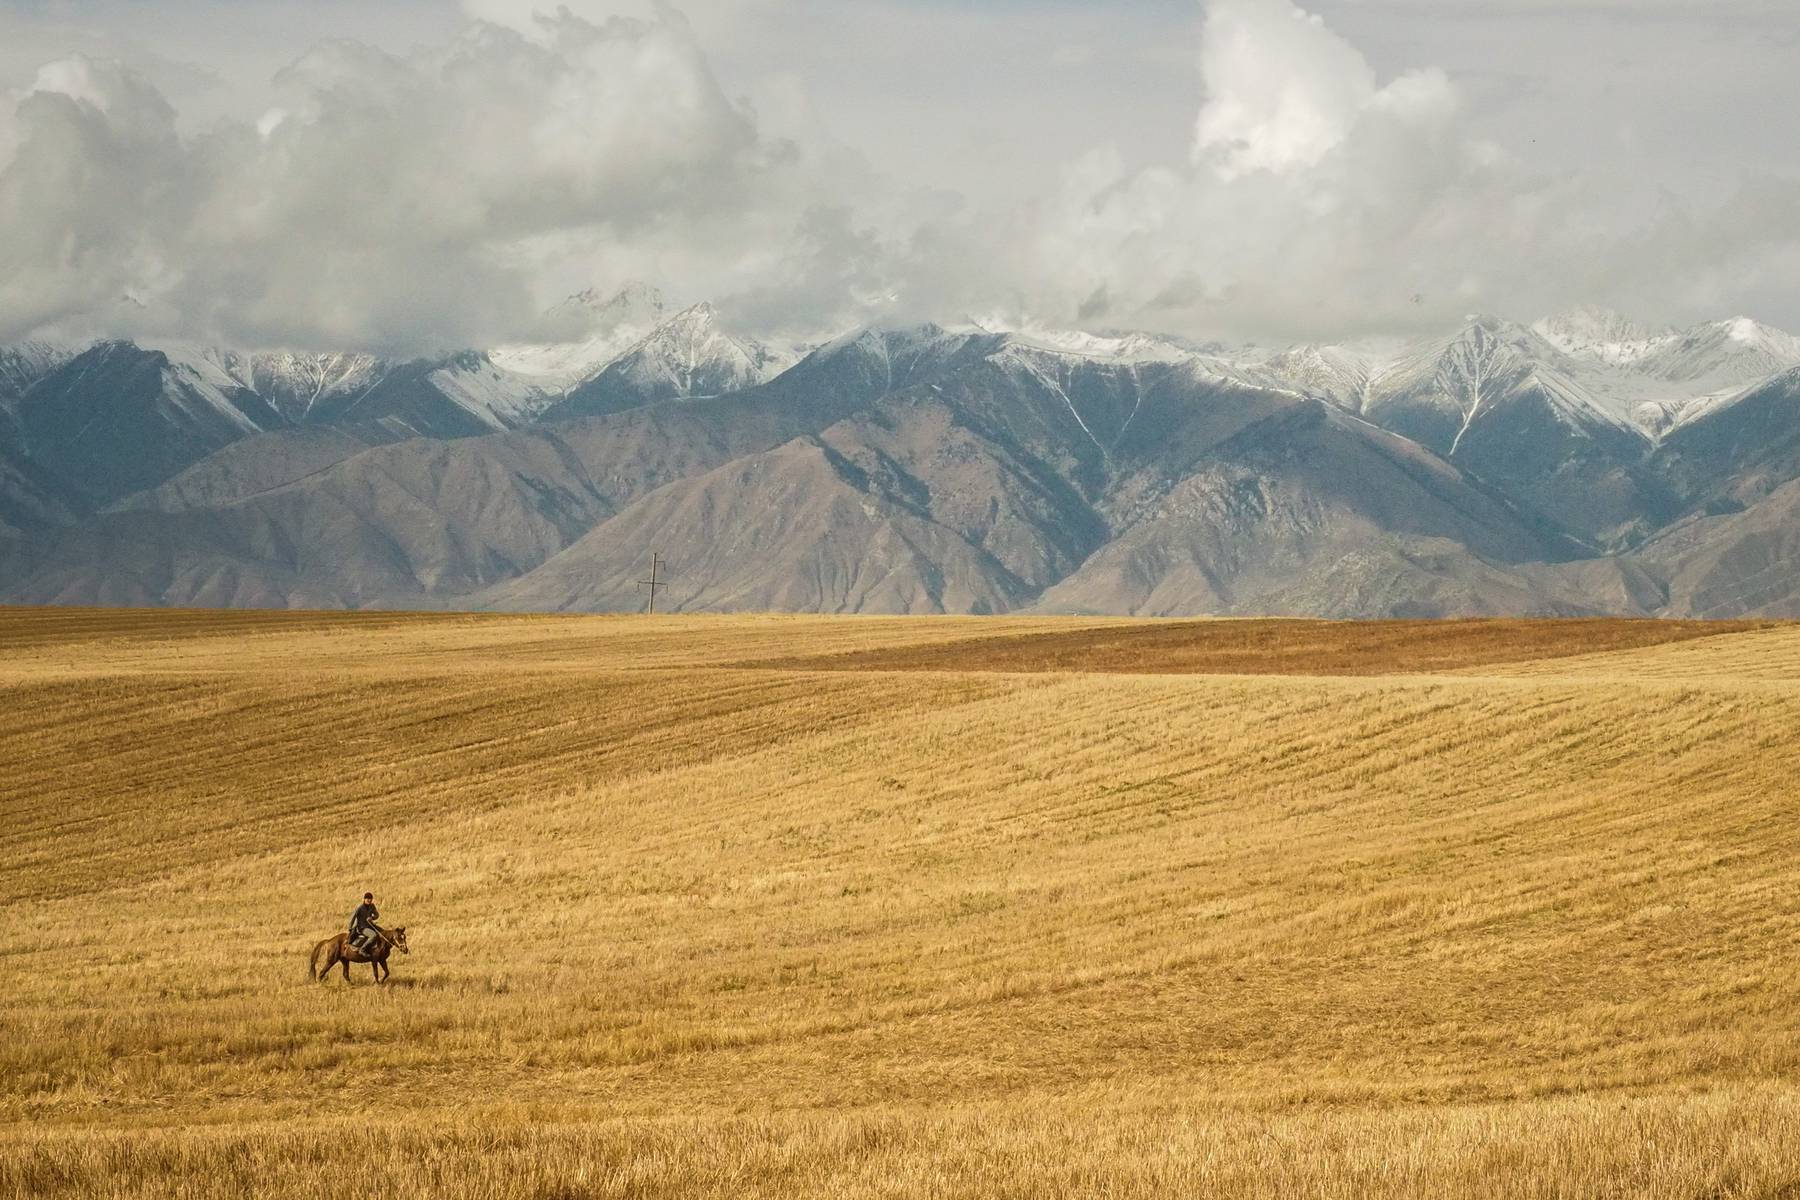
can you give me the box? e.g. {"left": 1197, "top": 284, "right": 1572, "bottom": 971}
{"left": 1003, "top": 327, "right": 1195, "bottom": 364}
{"left": 238, "top": 350, "right": 384, "bottom": 419}
{"left": 1532, "top": 306, "right": 1661, "bottom": 363}
{"left": 1357, "top": 314, "right": 1639, "bottom": 460}
{"left": 561, "top": 303, "right": 801, "bottom": 409}
{"left": 0, "top": 339, "right": 81, "bottom": 400}
{"left": 1712, "top": 315, "right": 1800, "bottom": 357}
{"left": 656, "top": 301, "right": 720, "bottom": 337}
{"left": 1636, "top": 315, "right": 1800, "bottom": 385}
{"left": 487, "top": 283, "right": 669, "bottom": 391}
{"left": 1407, "top": 315, "right": 1570, "bottom": 385}
{"left": 140, "top": 343, "right": 385, "bottom": 423}
{"left": 1258, "top": 343, "right": 1379, "bottom": 410}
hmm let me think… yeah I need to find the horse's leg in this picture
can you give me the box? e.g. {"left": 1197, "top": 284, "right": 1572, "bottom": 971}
{"left": 339, "top": 951, "right": 351, "bottom": 983}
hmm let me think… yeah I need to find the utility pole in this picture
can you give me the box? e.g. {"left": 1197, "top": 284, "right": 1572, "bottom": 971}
{"left": 637, "top": 552, "right": 669, "bottom": 614}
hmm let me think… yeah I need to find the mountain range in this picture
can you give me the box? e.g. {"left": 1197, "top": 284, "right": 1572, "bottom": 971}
{"left": 4, "top": 288, "right": 1800, "bottom": 618}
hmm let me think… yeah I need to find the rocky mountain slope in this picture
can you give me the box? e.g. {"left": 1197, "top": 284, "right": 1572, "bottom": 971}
{"left": 5, "top": 301, "right": 1800, "bottom": 618}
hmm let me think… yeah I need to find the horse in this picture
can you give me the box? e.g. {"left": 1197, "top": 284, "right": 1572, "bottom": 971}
{"left": 310, "top": 926, "right": 409, "bottom": 983}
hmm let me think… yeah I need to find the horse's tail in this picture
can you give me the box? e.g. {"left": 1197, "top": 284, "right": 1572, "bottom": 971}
{"left": 309, "top": 936, "right": 335, "bottom": 981}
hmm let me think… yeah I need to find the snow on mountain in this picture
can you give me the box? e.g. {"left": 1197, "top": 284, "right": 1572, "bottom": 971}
{"left": 149, "top": 341, "right": 556, "bottom": 433}
{"left": 1253, "top": 312, "right": 1800, "bottom": 442}
{"left": 1363, "top": 315, "right": 1635, "bottom": 452}
{"left": 1532, "top": 306, "right": 1664, "bottom": 365}
{"left": 1649, "top": 381, "right": 1767, "bottom": 434}
{"left": 600, "top": 303, "right": 798, "bottom": 398}
{"left": 0, "top": 340, "right": 81, "bottom": 402}
{"left": 814, "top": 322, "right": 959, "bottom": 363}
{"left": 961, "top": 323, "right": 1307, "bottom": 405}
{"left": 1352, "top": 316, "right": 1683, "bottom": 548}
{"left": 148, "top": 342, "right": 380, "bottom": 427}
{"left": 794, "top": 323, "right": 985, "bottom": 398}
{"left": 487, "top": 283, "right": 667, "bottom": 390}
{"left": 543, "top": 302, "right": 807, "bottom": 420}
{"left": 147, "top": 286, "right": 675, "bottom": 433}
{"left": 235, "top": 351, "right": 384, "bottom": 418}
{"left": 9, "top": 340, "right": 290, "bottom": 510}
{"left": 1256, "top": 343, "right": 1385, "bottom": 411}
{"left": 135, "top": 342, "right": 273, "bottom": 436}
{"left": 21, "top": 300, "right": 1800, "bottom": 619}
{"left": 180, "top": 348, "right": 386, "bottom": 422}
{"left": 1636, "top": 317, "right": 1800, "bottom": 385}
{"left": 15, "top": 304, "right": 1800, "bottom": 473}
{"left": 1006, "top": 328, "right": 1197, "bottom": 365}
{"left": 1528, "top": 312, "right": 1800, "bottom": 438}
{"left": 427, "top": 352, "right": 563, "bottom": 429}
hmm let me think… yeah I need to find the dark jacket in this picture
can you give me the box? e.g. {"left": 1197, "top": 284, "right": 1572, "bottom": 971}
{"left": 350, "top": 901, "right": 379, "bottom": 936}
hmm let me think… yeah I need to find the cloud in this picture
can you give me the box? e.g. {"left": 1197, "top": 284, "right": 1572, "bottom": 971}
{"left": 0, "top": 8, "right": 873, "bottom": 352}
{"left": 907, "top": 0, "right": 1516, "bottom": 340}
{"left": 917, "top": 0, "right": 1798, "bottom": 342}
{"left": 2, "top": 0, "right": 1799, "bottom": 352}
{"left": 0, "top": 56, "right": 190, "bottom": 339}
{"left": 1191, "top": 0, "right": 1379, "bottom": 177}
{"left": 1317, "top": 0, "right": 1796, "bottom": 16}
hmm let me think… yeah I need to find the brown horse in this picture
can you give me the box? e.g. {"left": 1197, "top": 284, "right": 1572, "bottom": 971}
{"left": 310, "top": 926, "right": 409, "bottom": 983}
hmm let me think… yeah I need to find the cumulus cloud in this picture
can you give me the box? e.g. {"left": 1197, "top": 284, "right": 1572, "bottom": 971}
{"left": 2, "top": 0, "right": 1799, "bottom": 352}
{"left": 897, "top": 0, "right": 1516, "bottom": 340}
{"left": 1192, "top": 0, "right": 1382, "bottom": 177}
{"left": 0, "top": 56, "right": 191, "bottom": 338}
{"left": 0, "top": 8, "right": 878, "bottom": 352}
{"left": 943, "top": 0, "right": 1796, "bottom": 342}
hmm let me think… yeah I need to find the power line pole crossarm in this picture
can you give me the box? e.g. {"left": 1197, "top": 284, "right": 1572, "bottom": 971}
{"left": 636, "top": 553, "right": 670, "bottom": 614}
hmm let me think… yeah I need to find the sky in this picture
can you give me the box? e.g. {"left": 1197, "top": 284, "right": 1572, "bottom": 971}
{"left": 1, "top": 0, "right": 1796, "bottom": 353}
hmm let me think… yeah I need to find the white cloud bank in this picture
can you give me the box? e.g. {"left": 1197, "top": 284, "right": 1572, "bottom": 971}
{"left": 1, "top": 0, "right": 1797, "bottom": 352}
{"left": 939, "top": 0, "right": 1800, "bottom": 342}
{"left": 0, "top": 8, "right": 869, "bottom": 352}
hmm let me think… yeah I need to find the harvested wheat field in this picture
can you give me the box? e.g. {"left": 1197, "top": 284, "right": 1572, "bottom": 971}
{"left": 5, "top": 608, "right": 1800, "bottom": 1199}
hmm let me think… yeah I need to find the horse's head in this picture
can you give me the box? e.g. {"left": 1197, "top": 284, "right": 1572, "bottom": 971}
{"left": 391, "top": 926, "right": 409, "bottom": 954}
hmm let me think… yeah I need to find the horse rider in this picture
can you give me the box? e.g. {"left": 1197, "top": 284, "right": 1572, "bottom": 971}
{"left": 349, "top": 891, "right": 384, "bottom": 954}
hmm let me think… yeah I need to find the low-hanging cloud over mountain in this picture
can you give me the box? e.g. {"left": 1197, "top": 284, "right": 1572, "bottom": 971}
{"left": 2, "top": 0, "right": 1797, "bottom": 354}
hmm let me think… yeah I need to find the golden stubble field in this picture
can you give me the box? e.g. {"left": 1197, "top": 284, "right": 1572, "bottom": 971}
{"left": 3, "top": 607, "right": 1800, "bottom": 1198}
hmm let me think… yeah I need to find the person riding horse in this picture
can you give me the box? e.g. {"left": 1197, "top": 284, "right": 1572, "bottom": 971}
{"left": 312, "top": 900, "right": 409, "bottom": 983}
{"left": 349, "top": 891, "right": 386, "bottom": 954}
